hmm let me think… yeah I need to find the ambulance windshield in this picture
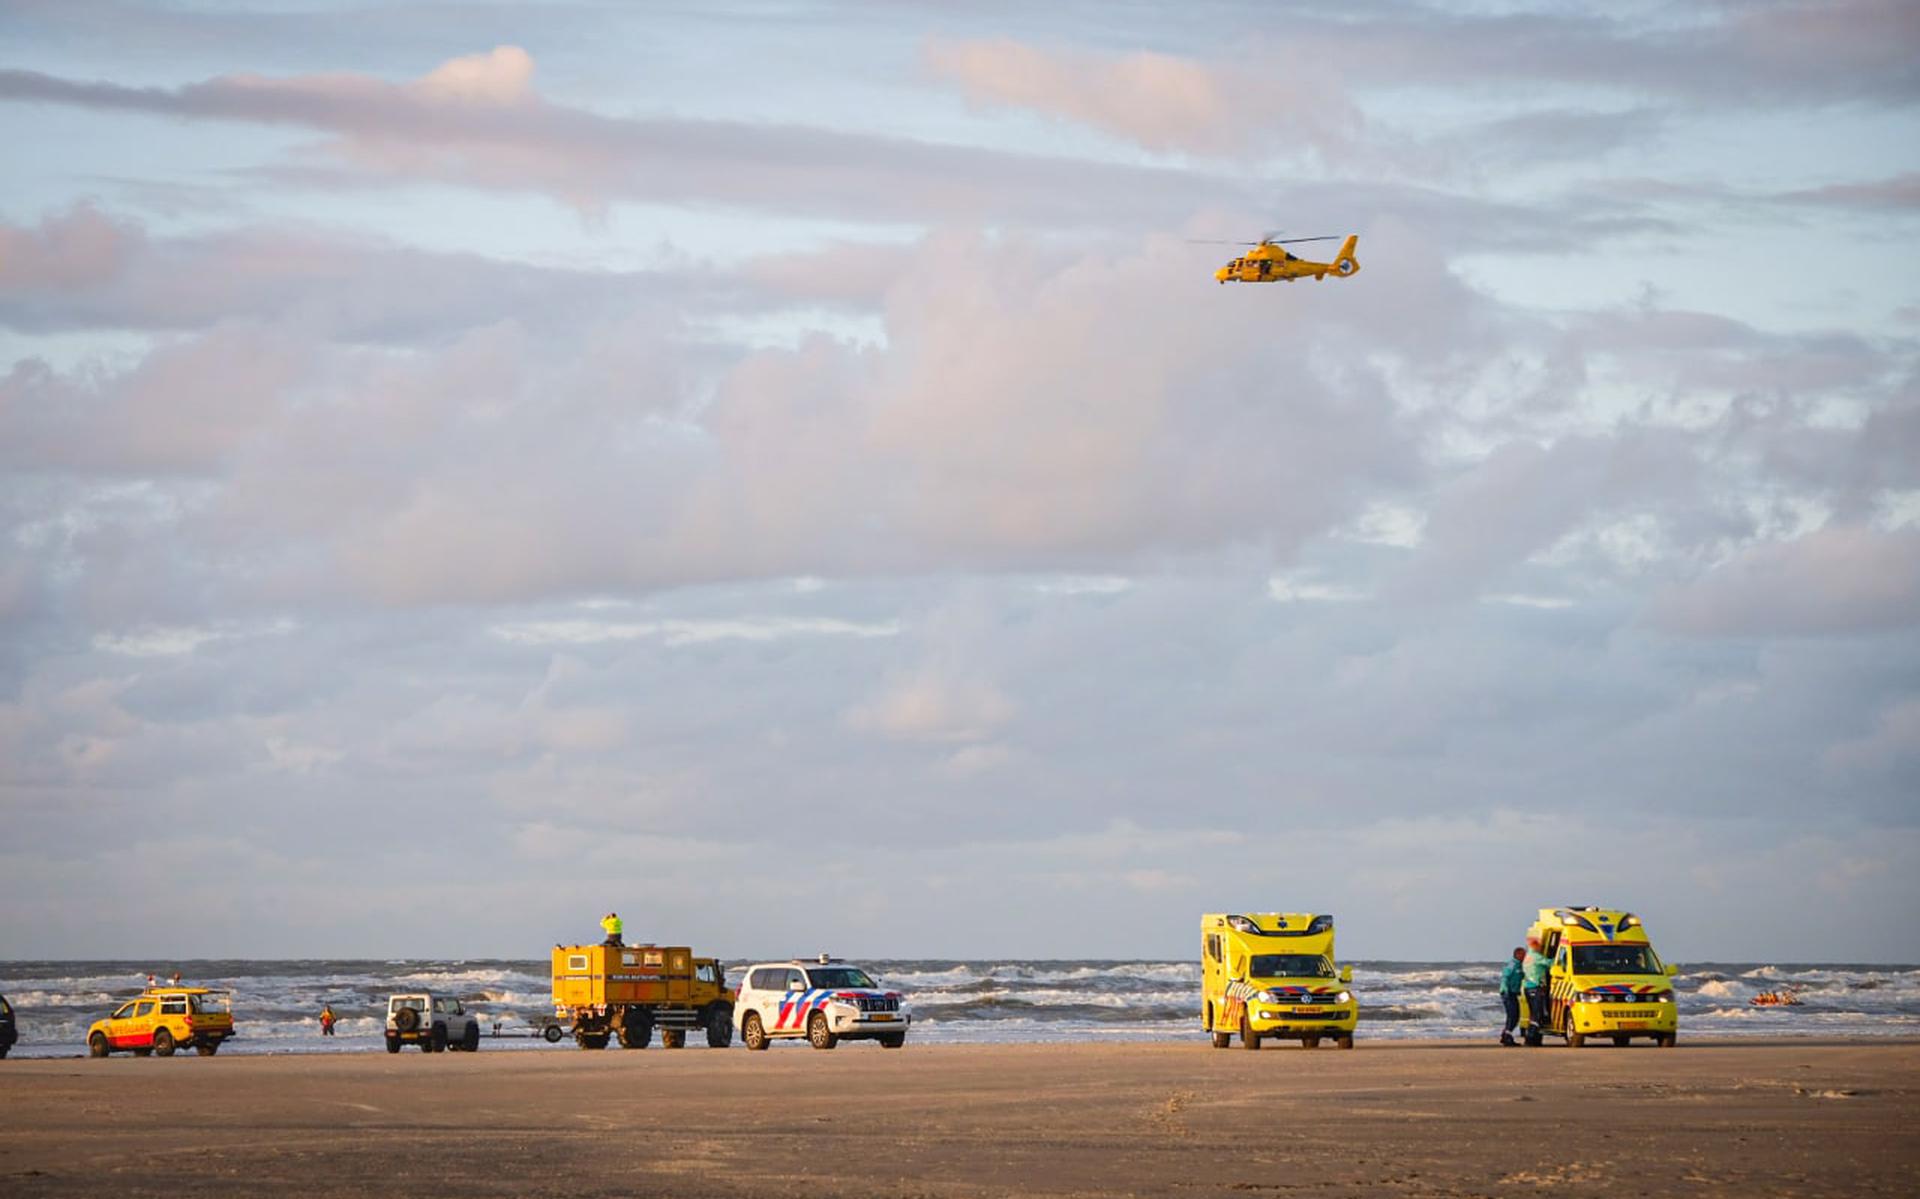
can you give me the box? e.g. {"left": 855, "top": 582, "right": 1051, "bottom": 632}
{"left": 1248, "top": 954, "right": 1335, "bottom": 980}
{"left": 1570, "top": 945, "right": 1662, "bottom": 975}
{"left": 808, "top": 967, "right": 877, "bottom": 989}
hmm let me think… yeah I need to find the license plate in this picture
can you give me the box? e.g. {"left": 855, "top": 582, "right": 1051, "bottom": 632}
{"left": 1618, "top": 1021, "right": 1648, "bottom": 1029}
{"left": 1293, "top": 1007, "right": 1322, "bottom": 1015}
{"left": 867, "top": 1013, "right": 895, "bottom": 1021}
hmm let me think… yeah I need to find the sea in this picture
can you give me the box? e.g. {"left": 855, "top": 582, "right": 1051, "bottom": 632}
{"left": 3, "top": 959, "right": 1915, "bottom": 1058}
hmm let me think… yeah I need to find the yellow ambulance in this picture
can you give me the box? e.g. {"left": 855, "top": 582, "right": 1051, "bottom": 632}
{"left": 1522, "top": 906, "right": 1679, "bottom": 1047}
{"left": 1201, "top": 913, "right": 1357, "bottom": 1050}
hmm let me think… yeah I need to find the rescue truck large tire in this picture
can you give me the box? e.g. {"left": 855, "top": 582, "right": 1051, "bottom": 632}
{"left": 1659, "top": 1033, "right": 1677, "bottom": 1048}
{"left": 89, "top": 1032, "right": 109, "bottom": 1057}
{"left": 1239, "top": 1015, "right": 1261, "bottom": 1051}
{"left": 153, "top": 1028, "right": 176, "bottom": 1057}
{"left": 1303, "top": 1036, "right": 1321, "bottom": 1049}
{"left": 880, "top": 1033, "right": 906, "bottom": 1049}
{"left": 742, "top": 1012, "right": 769, "bottom": 1051}
{"left": 386, "top": 1035, "right": 401, "bottom": 1054}
{"left": 196, "top": 1042, "right": 218, "bottom": 1056}
{"left": 462, "top": 1023, "right": 480, "bottom": 1052}
{"left": 706, "top": 1005, "right": 734, "bottom": 1048}
{"left": 660, "top": 1029, "right": 685, "bottom": 1049}
{"left": 1337, "top": 1034, "right": 1354, "bottom": 1050}
{"left": 616, "top": 1010, "right": 653, "bottom": 1049}
{"left": 807, "top": 1012, "right": 838, "bottom": 1050}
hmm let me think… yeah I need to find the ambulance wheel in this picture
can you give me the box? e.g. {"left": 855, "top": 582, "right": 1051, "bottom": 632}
{"left": 705, "top": 1007, "right": 734, "bottom": 1048}
{"left": 462, "top": 1023, "right": 480, "bottom": 1052}
{"left": 1211, "top": 1030, "right": 1231, "bottom": 1049}
{"left": 660, "top": 1029, "right": 685, "bottom": 1049}
{"left": 89, "top": 1032, "right": 110, "bottom": 1058}
{"left": 742, "top": 1012, "right": 769, "bottom": 1051}
{"left": 807, "top": 1012, "right": 838, "bottom": 1050}
{"left": 196, "top": 1042, "right": 218, "bottom": 1056}
{"left": 1302, "top": 1036, "right": 1320, "bottom": 1049}
{"left": 386, "top": 1035, "right": 402, "bottom": 1054}
{"left": 1337, "top": 1034, "right": 1355, "bottom": 1050}
{"left": 1566, "top": 1025, "right": 1585, "bottom": 1049}
{"left": 543, "top": 1024, "right": 563, "bottom": 1044}
{"left": 1239, "top": 1015, "right": 1261, "bottom": 1051}
{"left": 880, "top": 1034, "right": 906, "bottom": 1049}
{"left": 154, "top": 1028, "right": 176, "bottom": 1057}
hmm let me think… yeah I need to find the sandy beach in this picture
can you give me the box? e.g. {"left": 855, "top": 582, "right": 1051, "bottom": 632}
{"left": 2, "top": 1039, "right": 1914, "bottom": 1197}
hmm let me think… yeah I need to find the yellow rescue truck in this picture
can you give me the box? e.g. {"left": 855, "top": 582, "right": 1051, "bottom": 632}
{"left": 551, "top": 943, "right": 736, "bottom": 1049}
{"left": 1201, "top": 913, "right": 1358, "bottom": 1050}
{"left": 86, "top": 987, "right": 234, "bottom": 1058}
{"left": 1523, "top": 906, "right": 1679, "bottom": 1048}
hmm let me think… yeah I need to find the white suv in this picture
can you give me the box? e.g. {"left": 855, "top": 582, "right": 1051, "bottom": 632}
{"left": 734, "top": 957, "right": 910, "bottom": 1050}
{"left": 385, "top": 993, "right": 481, "bottom": 1053}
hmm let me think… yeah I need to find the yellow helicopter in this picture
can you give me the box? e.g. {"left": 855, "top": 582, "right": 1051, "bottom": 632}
{"left": 1196, "top": 233, "right": 1360, "bottom": 285}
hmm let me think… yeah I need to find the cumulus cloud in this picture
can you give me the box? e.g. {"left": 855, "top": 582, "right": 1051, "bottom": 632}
{"left": 925, "top": 37, "right": 1361, "bottom": 158}
{"left": 0, "top": 50, "right": 1222, "bottom": 224}
{"left": 1652, "top": 526, "right": 1920, "bottom": 637}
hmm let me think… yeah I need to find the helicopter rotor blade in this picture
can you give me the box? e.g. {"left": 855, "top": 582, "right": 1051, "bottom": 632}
{"left": 1269, "top": 235, "right": 1342, "bottom": 245}
{"left": 1184, "top": 239, "right": 1263, "bottom": 245}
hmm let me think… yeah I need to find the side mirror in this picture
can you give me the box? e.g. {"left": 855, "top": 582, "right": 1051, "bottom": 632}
{"left": 1340, "top": 966, "right": 1353, "bottom": 984}
{"left": 1666, "top": 963, "right": 1679, "bottom": 976}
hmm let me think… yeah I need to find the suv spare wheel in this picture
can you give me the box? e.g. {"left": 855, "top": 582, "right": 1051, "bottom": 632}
{"left": 394, "top": 1007, "right": 420, "bottom": 1031}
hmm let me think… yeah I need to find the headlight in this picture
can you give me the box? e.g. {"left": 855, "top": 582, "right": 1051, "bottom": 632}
{"left": 1255, "top": 990, "right": 1283, "bottom": 1004}
{"left": 1578, "top": 991, "right": 1602, "bottom": 1003}
{"left": 1657, "top": 992, "right": 1674, "bottom": 1002}
{"left": 1337, "top": 991, "right": 1352, "bottom": 1004}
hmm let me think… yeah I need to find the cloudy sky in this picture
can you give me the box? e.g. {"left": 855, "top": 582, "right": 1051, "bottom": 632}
{"left": 2, "top": 0, "right": 1916, "bottom": 963}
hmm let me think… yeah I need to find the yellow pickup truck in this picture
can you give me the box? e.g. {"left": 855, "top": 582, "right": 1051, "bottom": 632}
{"left": 87, "top": 988, "right": 234, "bottom": 1058}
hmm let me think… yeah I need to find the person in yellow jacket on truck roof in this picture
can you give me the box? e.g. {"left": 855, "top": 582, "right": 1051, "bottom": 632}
{"left": 601, "top": 912, "right": 623, "bottom": 946}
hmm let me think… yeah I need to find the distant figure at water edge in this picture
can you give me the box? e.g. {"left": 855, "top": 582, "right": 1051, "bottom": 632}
{"left": 1498, "top": 948, "right": 1525, "bottom": 1047}
{"left": 320, "top": 1003, "right": 337, "bottom": 1036}
{"left": 169, "top": 972, "right": 182, "bottom": 986}
{"left": 1521, "top": 935, "right": 1552, "bottom": 1047}
{"left": 602, "top": 911, "right": 623, "bottom": 946}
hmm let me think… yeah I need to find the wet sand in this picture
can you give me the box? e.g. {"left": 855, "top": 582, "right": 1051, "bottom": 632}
{"left": 2, "top": 1040, "right": 1915, "bottom": 1197}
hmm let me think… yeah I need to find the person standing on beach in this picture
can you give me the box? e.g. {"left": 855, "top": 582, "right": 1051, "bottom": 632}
{"left": 601, "top": 912, "right": 623, "bottom": 946}
{"left": 319, "top": 1004, "right": 337, "bottom": 1037}
{"left": 1498, "top": 948, "right": 1525, "bottom": 1046}
{"left": 1521, "top": 935, "right": 1553, "bottom": 1046}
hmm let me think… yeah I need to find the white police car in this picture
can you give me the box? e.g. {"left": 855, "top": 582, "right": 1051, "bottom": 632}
{"left": 734, "top": 956, "right": 909, "bottom": 1050}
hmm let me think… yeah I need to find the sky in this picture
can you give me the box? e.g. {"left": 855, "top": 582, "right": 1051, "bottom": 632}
{"left": 1, "top": 0, "right": 1917, "bottom": 964}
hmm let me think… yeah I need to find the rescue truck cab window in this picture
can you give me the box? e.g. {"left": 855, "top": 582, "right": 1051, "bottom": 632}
{"left": 160, "top": 995, "right": 187, "bottom": 1015}
{"left": 113, "top": 1002, "right": 136, "bottom": 1020}
{"left": 567, "top": 955, "right": 589, "bottom": 972}
{"left": 695, "top": 964, "right": 716, "bottom": 985}
{"left": 1206, "top": 934, "right": 1222, "bottom": 963}
{"left": 188, "top": 994, "right": 216, "bottom": 1014}
{"left": 135, "top": 1001, "right": 155, "bottom": 1018}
